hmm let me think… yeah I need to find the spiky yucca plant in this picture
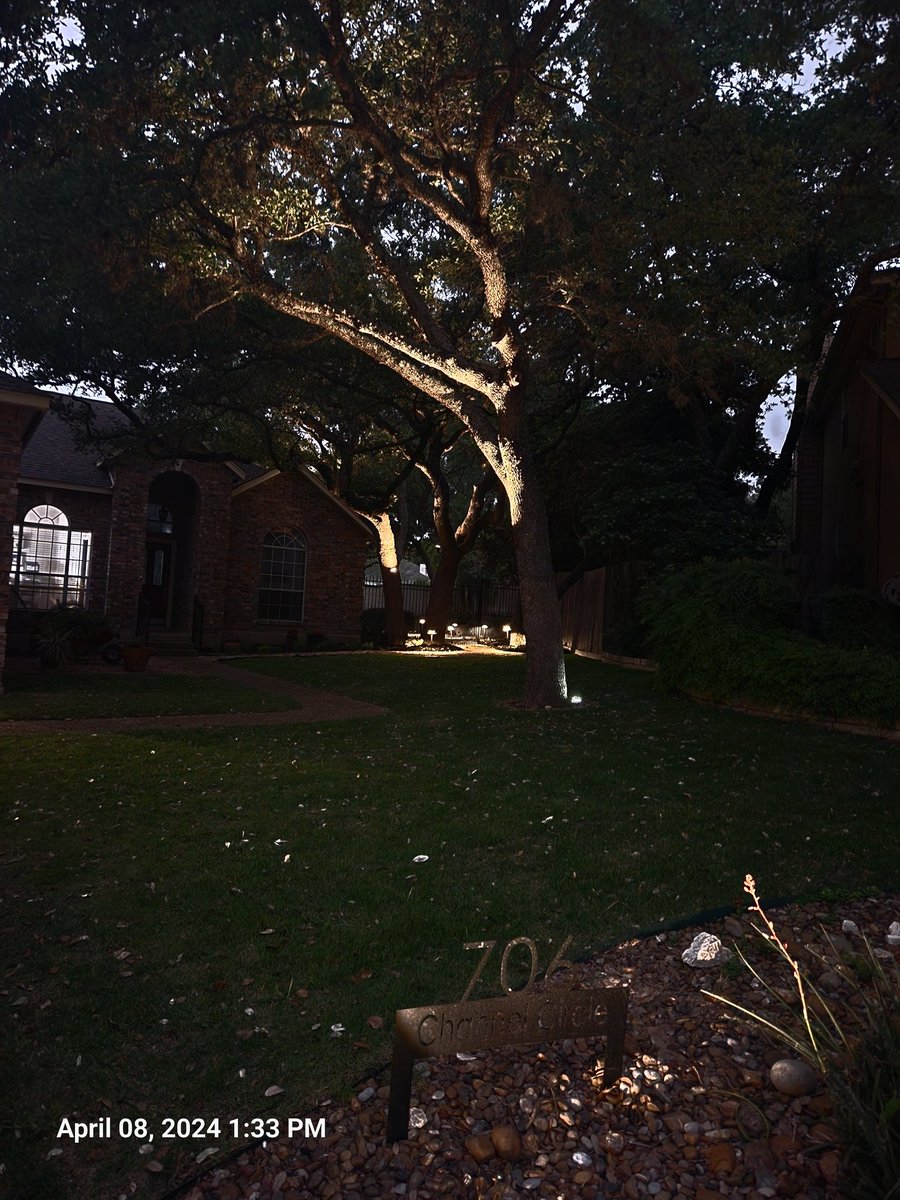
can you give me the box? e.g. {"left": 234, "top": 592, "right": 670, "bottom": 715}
{"left": 704, "top": 876, "right": 900, "bottom": 1199}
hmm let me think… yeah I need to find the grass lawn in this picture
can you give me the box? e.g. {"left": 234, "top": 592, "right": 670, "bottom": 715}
{"left": 2, "top": 652, "right": 897, "bottom": 1199}
{"left": 0, "top": 666, "right": 301, "bottom": 720}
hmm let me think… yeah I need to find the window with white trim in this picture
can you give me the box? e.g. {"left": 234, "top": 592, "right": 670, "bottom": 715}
{"left": 258, "top": 531, "right": 306, "bottom": 622}
{"left": 10, "top": 504, "right": 93, "bottom": 609}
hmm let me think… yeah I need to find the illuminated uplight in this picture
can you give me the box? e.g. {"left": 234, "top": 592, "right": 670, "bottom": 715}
{"left": 571, "top": 694, "right": 583, "bottom": 705}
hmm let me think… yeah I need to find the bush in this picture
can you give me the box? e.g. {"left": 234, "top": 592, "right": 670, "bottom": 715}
{"left": 641, "top": 560, "right": 900, "bottom": 726}
{"left": 816, "top": 587, "right": 900, "bottom": 656}
{"left": 706, "top": 877, "right": 900, "bottom": 1200}
{"left": 34, "top": 604, "right": 116, "bottom": 664}
{"left": 360, "top": 608, "right": 417, "bottom": 647}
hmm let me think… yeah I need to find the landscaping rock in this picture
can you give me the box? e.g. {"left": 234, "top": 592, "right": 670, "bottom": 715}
{"left": 162, "top": 895, "right": 899, "bottom": 1200}
{"left": 769, "top": 1058, "right": 819, "bottom": 1097}
{"left": 681, "top": 932, "right": 733, "bottom": 967}
{"left": 489, "top": 1124, "right": 522, "bottom": 1161}
{"left": 464, "top": 1133, "right": 495, "bottom": 1163}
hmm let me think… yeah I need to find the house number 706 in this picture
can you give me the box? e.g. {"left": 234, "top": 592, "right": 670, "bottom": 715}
{"left": 460, "top": 935, "right": 575, "bottom": 1001}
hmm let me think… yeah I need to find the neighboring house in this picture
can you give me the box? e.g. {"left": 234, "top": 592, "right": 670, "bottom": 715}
{"left": 3, "top": 381, "right": 373, "bottom": 666}
{"left": 793, "top": 271, "right": 900, "bottom": 597}
{"left": 363, "top": 558, "right": 429, "bottom": 586}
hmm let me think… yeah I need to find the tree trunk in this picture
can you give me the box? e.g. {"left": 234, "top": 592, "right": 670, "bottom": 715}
{"left": 493, "top": 420, "right": 568, "bottom": 707}
{"left": 371, "top": 512, "right": 407, "bottom": 648}
{"left": 424, "top": 545, "right": 463, "bottom": 643}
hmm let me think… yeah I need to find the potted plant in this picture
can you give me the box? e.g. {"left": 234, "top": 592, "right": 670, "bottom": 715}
{"left": 122, "top": 641, "right": 152, "bottom": 672}
{"left": 35, "top": 626, "right": 72, "bottom": 670}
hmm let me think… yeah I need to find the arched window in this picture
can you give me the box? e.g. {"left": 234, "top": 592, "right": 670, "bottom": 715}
{"left": 258, "top": 532, "right": 306, "bottom": 622}
{"left": 11, "top": 505, "right": 92, "bottom": 609}
{"left": 25, "top": 504, "right": 68, "bottom": 526}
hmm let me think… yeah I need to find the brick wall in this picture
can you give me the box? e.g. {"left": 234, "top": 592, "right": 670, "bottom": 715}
{"left": 225, "top": 473, "right": 370, "bottom": 644}
{"left": 105, "top": 459, "right": 233, "bottom": 645}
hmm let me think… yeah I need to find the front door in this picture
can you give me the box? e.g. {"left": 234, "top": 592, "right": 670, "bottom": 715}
{"left": 144, "top": 542, "right": 174, "bottom": 623}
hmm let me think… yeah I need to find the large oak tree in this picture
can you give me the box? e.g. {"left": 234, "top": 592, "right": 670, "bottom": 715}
{"left": 3, "top": 0, "right": 898, "bottom": 704}
{"left": 4, "top": 0, "right": 583, "bottom": 704}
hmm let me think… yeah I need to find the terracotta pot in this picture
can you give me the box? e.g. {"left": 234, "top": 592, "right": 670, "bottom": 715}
{"left": 122, "top": 645, "right": 152, "bottom": 672}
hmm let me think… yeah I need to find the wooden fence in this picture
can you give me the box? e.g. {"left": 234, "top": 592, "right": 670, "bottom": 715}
{"left": 363, "top": 578, "right": 521, "bottom": 627}
{"left": 363, "top": 565, "right": 648, "bottom": 653}
{"left": 557, "top": 569, "right": 606, "bottom": 656}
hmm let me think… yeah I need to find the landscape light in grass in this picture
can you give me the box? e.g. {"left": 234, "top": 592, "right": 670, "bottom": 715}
{"left": 427, "top": 629, "right": 436, "bottom": 644}
{"left": 503, "top": 623, "right": 512, "bottom": 645}
{"left": 571, "top": 695, "right": 583, "bottom": 705}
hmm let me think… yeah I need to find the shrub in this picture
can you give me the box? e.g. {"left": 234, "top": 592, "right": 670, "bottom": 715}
{"left": 360, "top": 608, "right": 417, "bottom": 647}
{"left": 706, "top": 877, "right": 900, "bottom": 1200}
{"left": 641, "top": 560, "right": 900, "bottom": 725}
{"left": 816, "top": 587, "right": 900, "bottom": 657}
{"left": 36, "top": 604, "right": 115, "bottom": 660}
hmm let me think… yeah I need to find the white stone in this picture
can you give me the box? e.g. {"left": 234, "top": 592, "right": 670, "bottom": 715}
{"left": 769, "top": 1058, "right": 819, "bottom": 1097}
{"left": 841, "top": 920, "right": 859, "bottom": 935}
{"left": 887, "top": 921, "right": 900, "bottom": 947}
{"left": 681, "top": 932, "right": 733, "bottom": 967}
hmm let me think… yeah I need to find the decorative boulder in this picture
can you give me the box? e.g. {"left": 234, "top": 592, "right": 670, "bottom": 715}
{"left": 770, "top": 1058, "right": 819, "bottom": 1097}
{"left": 681, "top": 932, "right": 733, "bottom": 967}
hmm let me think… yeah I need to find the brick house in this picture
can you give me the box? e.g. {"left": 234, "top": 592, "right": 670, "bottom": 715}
{"left": 0, "top": 374, "right": 51, "bottom": 690}
{"left": 793, "top": 271, "right": 900, "bottom": 598}
{"left": 4, "top": 382, "right": 373, "bottom": 666}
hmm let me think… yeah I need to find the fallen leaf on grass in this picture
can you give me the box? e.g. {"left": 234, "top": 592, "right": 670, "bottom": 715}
{"left": 351, "top": 968, "right": 373, "bottom": 983}
{"left": 366, "top": 1015, "right": 384, "bottom": 1030}
{"left": 264, "top": 1085, "right": 284, "bottom": 1097}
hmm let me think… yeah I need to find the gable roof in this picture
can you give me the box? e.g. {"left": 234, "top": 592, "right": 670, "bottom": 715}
{"left": 14, "top": 389, "right": 376, "bottom": 537}
{"left": 808, "top": 271, "right": 900, "bottom": 417}
{"left": 19, "top": 395, "right": 124, "bottom": 490}
{"left": 232, "top": 461, "right": 375, "bottom": 539}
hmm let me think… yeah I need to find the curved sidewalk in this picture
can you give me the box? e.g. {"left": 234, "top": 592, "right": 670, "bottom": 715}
{"left": 0, "top": 657, "right": 387, "bottom": 735}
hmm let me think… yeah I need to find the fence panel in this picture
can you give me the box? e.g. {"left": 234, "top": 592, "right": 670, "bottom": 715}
{"left": 558, "top": 569, "right": 606, "bottom": 655}
{"left": 362, "top": 578, "right": 520, "bottom": 627}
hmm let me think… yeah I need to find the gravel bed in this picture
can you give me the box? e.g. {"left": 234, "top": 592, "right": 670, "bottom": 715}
{"left": 137, "top": 896, "right": 898, "bottom": 1200}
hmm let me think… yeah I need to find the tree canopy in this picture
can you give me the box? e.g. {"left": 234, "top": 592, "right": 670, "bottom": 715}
{"left": 2, "top": 0, "right": 899, "bottom": 702}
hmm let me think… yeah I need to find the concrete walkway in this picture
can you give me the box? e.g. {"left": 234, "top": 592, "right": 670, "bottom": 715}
{"left": 0, "top": 655, "right": 388, "bottom": 735}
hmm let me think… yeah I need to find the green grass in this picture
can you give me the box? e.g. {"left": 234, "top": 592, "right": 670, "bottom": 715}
{"left": 2, "top": 652, "right": 898, "bottom": 1199}
{"left": 0, "top": 667, "right": 300, "bottom": 719}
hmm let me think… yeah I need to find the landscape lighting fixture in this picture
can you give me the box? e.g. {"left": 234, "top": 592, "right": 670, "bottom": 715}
{"left": 571, "top": 694, "right": 583, "bottom": 705}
